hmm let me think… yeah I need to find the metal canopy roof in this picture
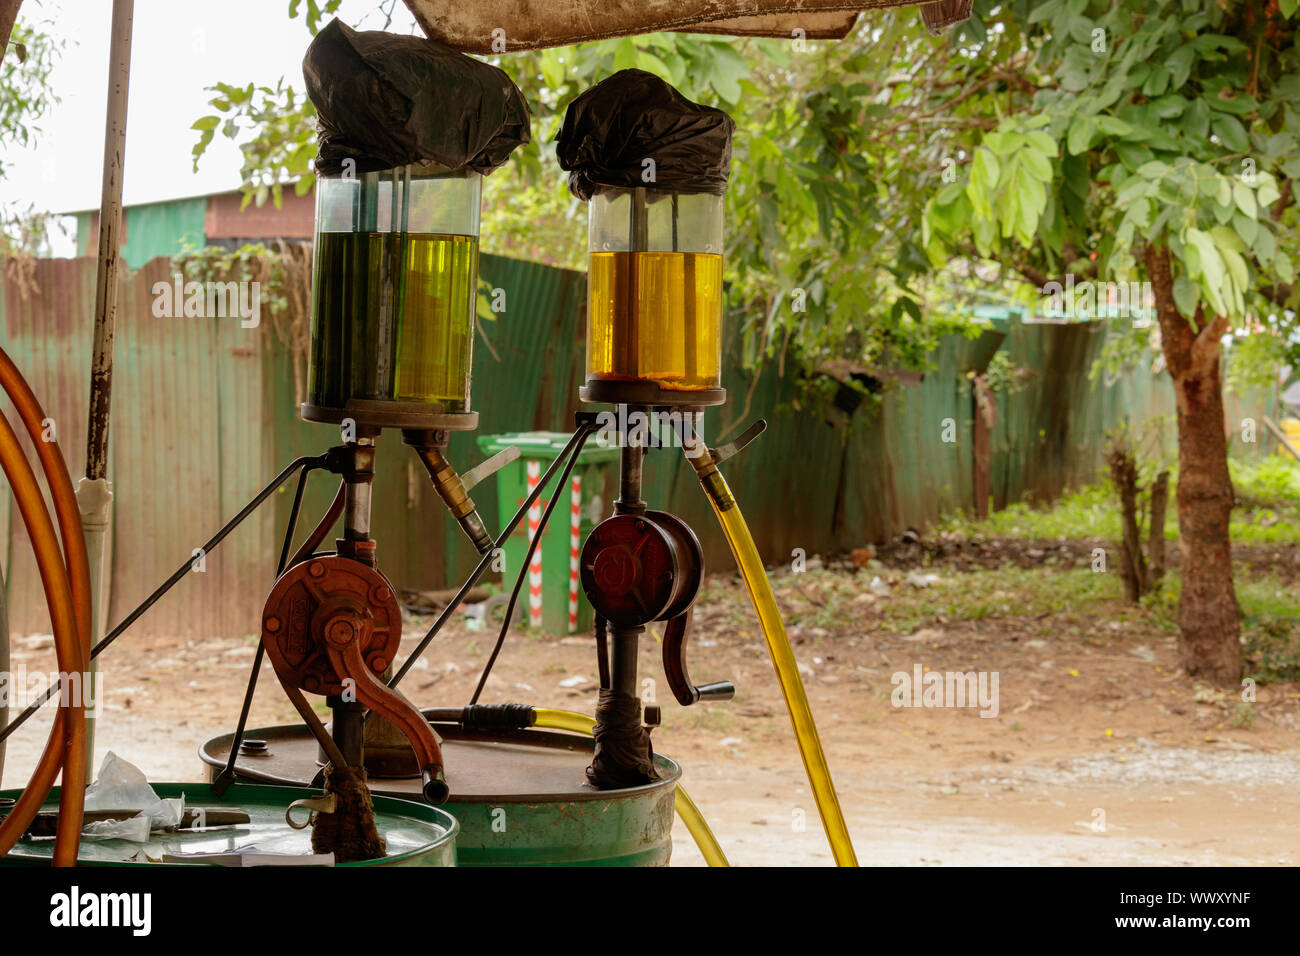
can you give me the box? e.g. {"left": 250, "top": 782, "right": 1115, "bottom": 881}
{"left": 401, "top": 0, "right": 974, "bottom": 53}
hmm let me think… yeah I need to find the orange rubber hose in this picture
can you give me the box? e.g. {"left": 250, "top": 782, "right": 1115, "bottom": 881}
{"left": 0, "top": 415, "right": 85, "bottom": 863}
{"left": 0, "top": 353, "right": 91, "bottom": 866}
{"left": 0, "top": 354, "right": 91, "bottom": 864}
{"left": 0, "top": 351, "right": 92, "bottom": 637}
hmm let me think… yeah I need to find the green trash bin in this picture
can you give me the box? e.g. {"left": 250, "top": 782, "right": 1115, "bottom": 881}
{"left": 476, "top": 431, "right": 621, "bottom": 634}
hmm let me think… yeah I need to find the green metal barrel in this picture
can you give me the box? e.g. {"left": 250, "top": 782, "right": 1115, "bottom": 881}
{"left": 0, "top": 782, "right": 456, "bottom": 867}
{"left": 201, "top": 722, "right": 679, "bottom": 866}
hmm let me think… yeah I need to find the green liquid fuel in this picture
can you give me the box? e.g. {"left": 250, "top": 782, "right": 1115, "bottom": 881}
{"left": 308, "top": 232, "right": 478, "bottom": 410}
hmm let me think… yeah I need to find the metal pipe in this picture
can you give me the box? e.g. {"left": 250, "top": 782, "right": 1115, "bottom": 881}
{"left": 342, "top": 438, "right": 375, "bottom": 542}
{"left": 610, "top": 626, "right": 642, "bottom": 698}
{"left": 616, "top": 427, "right": 645, "bottom": 516}
{"left": 329, "top": 699, "right": 365, "bottom": 768}
{"left": 84, "top": 0, "right": 134, "bottom": 482}
{"left": 608, "top": 418, "right": 646, "bottom": 701}
{"left": 411, "top": 441, "right": 494, "bottom": 554}
{"left": 335, "top": 439, "right": 376, "bottom": 764}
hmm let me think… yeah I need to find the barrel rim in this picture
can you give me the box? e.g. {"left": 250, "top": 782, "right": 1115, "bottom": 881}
{"left": 0, "top": 781, "right": 458, "bottom": 867}
{"left": 199, "top": 721, "right": 682, "bottom": 803}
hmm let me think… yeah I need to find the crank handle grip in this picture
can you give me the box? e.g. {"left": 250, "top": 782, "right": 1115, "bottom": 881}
{"left": 692, "top": 681, "right": 735, "bottom": 703}
{"left": 662, "top": 611, "right": 736, "bottom": 707}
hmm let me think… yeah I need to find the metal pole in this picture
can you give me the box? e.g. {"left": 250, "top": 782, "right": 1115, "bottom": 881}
{"left": 85, "top": 0, "right": 133, "bottom": 482}
{"left": 334, "top": 437, "right": 376, "bottom": 767}
{"left": 77, "top": 0, "right": 134, "bottom": 782}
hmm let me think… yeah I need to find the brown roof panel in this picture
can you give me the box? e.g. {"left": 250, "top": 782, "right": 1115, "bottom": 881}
{"left": 203, "top": 188, "right": 316, "bottom": 241}
{"left": 401, "top": 0, "right": 972, "bottom": 53}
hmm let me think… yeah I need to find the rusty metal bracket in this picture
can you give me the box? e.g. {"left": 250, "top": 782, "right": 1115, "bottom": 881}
{"left": 460, "top": 445, "right": 520, "bottom": 492}
{"left": 710, "top": 419, "right": 767, "bottom": 465}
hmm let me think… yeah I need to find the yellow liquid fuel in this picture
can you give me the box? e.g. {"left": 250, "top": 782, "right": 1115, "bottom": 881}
{"left": 309, "top": 232, "right": 478, "bottom": 408}
{"left": 587, "top": 251, "right": 722, "bottom": 390}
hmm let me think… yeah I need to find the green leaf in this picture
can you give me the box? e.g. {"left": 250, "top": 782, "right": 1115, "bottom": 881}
{"left": 1220, "top": 245, "right": 1248, "bottom": 292}
{"left": 1172, "top": 275, "right": 1198, "bottom": 318}
{"left": 612, "top": 38, "right": 638, "bottom": 72}
{"left": 1232, "top": 180, "right": 1257, "bottom": 219}
{"left": 1115, "top": 141, "right": 1154, "bottom": 171}
{"left": 191, "top": 115, "right": 221, "bottom": 131}
{"left": 1254, "top": 223, "right": 1276, "bottom": 262}
{"left": 1232, "top": 211, "right": 1257, "bottom": 248}
{"left": 1256, "top": 174, "right": 1281, "bottom": 209}
{"left": 1067, "top": 115, "right": 1097, "bottom": 155}
{"left": 703, "top": 43, "right": 750, "bottom": 104}
{"left": 1095, "top": 115, "right": 1133, "bottom": 136}
{"left": 1209, "top": 224, "right": 1246, "bottom": 253}
{"left": 1211, "top": 114, "right": 1248, "bottom": 152}
{"left": 935, "top": 182, "right": 963, "bottom": 206}
{"left": 1183, "top": 98, "right": 1210, "bottom": 141}
{"left": 1167, "top": 46, "right": 1195, "bottom": 89}
{"left": 1026, "top": 131, "right": 1057, "bottom": 154}
{"left": 1148, "top": 95, "right": 1188, "bottom": 119}
{"left": 1141, "top": 66, "right": 1170, "bottom": 97}
{"left": 1019, "top": 147, "right": 1053, "bottom": 182}
{"left": 966, "top": 147, "right": 1001, "bottom": 216}
{"left": 1277, "top": 253, "right": 1295, "bottom": 285}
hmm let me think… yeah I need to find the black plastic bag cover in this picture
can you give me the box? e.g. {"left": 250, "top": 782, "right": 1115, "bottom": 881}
{"left": 556, "top": 69, "right": 734, "bottom": 200}
{"left": 303, "top": 19, "right": 530, "bottom": 176}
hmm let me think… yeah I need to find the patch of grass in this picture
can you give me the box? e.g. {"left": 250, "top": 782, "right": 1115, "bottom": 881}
{"left": 936, "top": 456, "right": 1300, "bottom": 546}
{"left": 937, "top": 482, "right": 1125, "bottom": 541}
{"left": 1228, "top": 456, "right": 1300, "bottom": 544}
{"left": 1229, "top": 703, "right": 1256, "bottom": 728}
{"left": 874, "top": 565, "right": 1123, "bottom": 633}
{"left": 1239, "top": 574, "right": 1300, "bottom": 683}
{"left": 863, "top": 561, "right": 1299, "bottom": 684}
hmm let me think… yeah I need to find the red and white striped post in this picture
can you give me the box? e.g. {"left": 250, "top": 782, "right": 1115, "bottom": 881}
{"left": 526, "top": 460, "right": 543, "bottom": 627}
{"left": 568, "top": 473, "right": 582, "bottom": 632}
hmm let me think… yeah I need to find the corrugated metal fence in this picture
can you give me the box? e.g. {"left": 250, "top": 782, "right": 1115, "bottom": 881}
{"left": 0, "top": 254, "right": 1275, "bottom": 639}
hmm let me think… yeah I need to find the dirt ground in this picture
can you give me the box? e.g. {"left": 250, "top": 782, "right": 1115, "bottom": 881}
{"left": 4, "top": 544, "right": 1298, "bottom": 867}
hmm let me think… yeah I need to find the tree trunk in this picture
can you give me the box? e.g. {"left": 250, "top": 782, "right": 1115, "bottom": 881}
{"left": 1146, "top": 246, "right": 1241, "bottom": 683}
{"left": 0, "top": 1, "right": 23, "bottom": 61}
{"left": 1106, "top": 442, "right": 1146, "bottom": 603}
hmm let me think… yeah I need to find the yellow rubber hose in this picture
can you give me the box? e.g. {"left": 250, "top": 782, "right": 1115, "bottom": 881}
{"left": 672, "top": 785, "right": 729, "bottom": 868}
{"left": 531, "top": 707, "right": 730, "bottom": 867}
{"left": 684, "top": 446, "right": 858, "bottom": 867}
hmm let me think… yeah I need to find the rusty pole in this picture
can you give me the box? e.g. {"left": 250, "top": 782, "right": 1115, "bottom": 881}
{"left": 84, "top": 0, "right": 133, "bottom": 480}
{"left": 77, "top": 0, "right": 134, "bottom": 781}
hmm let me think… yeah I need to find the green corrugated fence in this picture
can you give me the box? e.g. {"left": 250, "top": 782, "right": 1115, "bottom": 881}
{"left": 0, "top": 254, "right": 1276, "bottom": 639}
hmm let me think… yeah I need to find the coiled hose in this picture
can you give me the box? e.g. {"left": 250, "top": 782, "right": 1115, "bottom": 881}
{"left": 531, "top": 708, "right": 729, "bottom": 867}
{"left": 0, "top": 349, "right": 92, "bottom": 867}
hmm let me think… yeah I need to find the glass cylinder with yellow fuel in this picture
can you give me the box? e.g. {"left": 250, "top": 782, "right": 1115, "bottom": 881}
{"left": 584, "top": 187, "right": 724, "bottom": 402}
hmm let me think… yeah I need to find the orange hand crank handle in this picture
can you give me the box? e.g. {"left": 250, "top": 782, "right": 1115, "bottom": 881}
{"left": 325, "top": 639, "right": 448, "bottom": 804}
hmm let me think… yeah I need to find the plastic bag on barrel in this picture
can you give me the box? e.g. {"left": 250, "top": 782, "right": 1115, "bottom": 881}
{"left": 303, "top": 18, "right": 530, "bottom": 176}
{"left": 556, "top": 69, "right": 734, "bottom": 201}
